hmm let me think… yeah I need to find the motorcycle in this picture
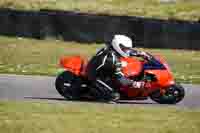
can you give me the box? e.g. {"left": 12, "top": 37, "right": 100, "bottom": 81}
{"left": 55, "top": 52, "right": 185, "bottom": 104}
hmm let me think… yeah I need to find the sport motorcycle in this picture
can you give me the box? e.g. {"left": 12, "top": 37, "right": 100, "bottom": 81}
{"left": 55, "top": 52, "right": 185, "bottom": 104}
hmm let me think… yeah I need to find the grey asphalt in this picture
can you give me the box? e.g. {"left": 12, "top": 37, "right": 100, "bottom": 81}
{"left": 0, "top": 74, "right": 200, "bottom": 108}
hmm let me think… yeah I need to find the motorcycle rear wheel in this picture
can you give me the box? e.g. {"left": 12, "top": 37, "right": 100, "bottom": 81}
{"left": 150, "top": 84, "right": 185, "bottom": 104}
{"left": 55, "top": 71, "right": 82, "bottom": 100}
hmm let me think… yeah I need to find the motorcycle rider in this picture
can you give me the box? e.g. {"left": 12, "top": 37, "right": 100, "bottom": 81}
{"left": 86, "top": 34, "right": 151, "bottom": 102}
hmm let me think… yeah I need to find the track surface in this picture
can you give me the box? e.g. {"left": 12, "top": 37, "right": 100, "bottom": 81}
{"left": 0, "top": 74, "right": 199, "bottom": 108}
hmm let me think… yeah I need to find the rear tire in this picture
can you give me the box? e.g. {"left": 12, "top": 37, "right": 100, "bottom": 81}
{"left": 150, "top": 84, "right": 185, "bottom": 104}
{"left": 55, "top": 71, "right": 82, "bottom": 100}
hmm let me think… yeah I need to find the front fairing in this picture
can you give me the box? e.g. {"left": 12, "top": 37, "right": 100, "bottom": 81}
{"left": 143, "top": 55, "right": 175, "bottom": 88}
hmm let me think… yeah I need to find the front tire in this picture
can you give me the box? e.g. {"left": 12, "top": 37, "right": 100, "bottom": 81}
{"left": 150, "top": 84, "right": 185, "bottom": 104}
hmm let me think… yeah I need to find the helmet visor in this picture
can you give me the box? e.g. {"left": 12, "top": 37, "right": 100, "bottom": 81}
{"left": 119, "top": 44, "right": 132, "bottom": 56}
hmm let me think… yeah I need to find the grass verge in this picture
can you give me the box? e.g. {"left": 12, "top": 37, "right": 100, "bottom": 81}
{"left": 0, "top": 0, "right": 200, "bottom": 21}
{"left": 0, "top": 101, "right": 200, "bottom": 133}
{"left": 0, "top": 36, "right": 200, "bottom": 84}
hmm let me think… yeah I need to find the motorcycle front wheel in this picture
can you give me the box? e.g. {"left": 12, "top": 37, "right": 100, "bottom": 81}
{"left": 150, "top": 84, "right": 185, "bottom": 104}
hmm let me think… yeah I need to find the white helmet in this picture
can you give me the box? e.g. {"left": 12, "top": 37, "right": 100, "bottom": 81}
{"left": 111, "top": 35, "right": 133, "bottom": 57}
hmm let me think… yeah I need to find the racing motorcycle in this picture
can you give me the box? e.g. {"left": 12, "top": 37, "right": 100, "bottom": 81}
{"left": 55, "top": 52, "right": 185, "bottom": 104}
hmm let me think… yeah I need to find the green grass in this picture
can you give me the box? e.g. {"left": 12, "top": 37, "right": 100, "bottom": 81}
{"left": 0, "top": 36, "right": 200, "bottom": 84}
{"left": 0, "top": 0, "right": 200, "bottom": 21}
{"left": 0, "top": 101, "right": 200, "bottom": 133}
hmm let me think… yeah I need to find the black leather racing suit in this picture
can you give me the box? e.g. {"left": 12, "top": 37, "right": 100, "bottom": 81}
{"left": 86, "top": 46, "right": 148, "bottom": 101}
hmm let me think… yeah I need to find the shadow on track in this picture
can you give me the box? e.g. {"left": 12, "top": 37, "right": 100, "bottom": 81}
{"left": 24, "top": 96, "right": 66, "bottom": 101}
{"left": 24, "top": 96, "right": 156, "bottom": 105}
